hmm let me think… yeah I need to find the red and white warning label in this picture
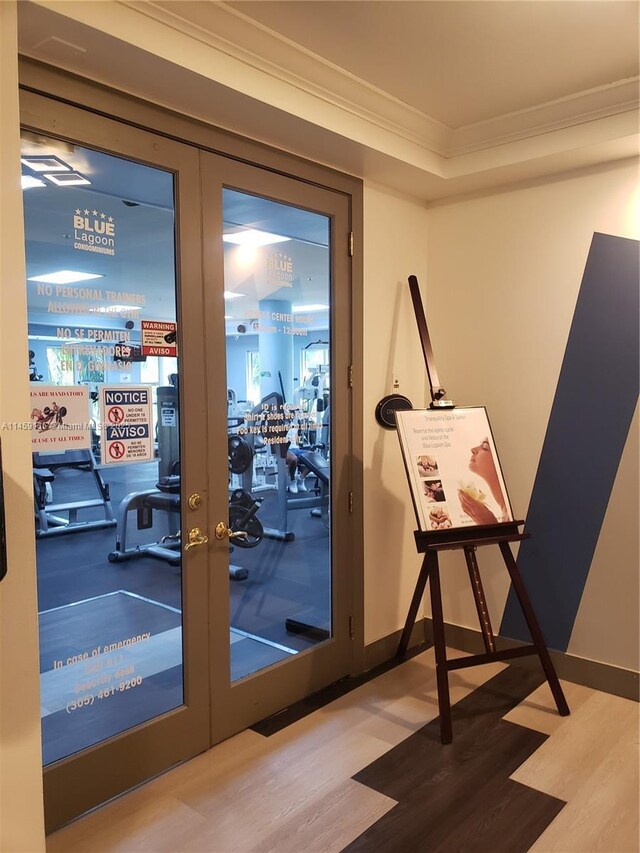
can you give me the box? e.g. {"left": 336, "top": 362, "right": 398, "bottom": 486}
{"left": 141, "top": 320, "right": 177, "bottom": 357}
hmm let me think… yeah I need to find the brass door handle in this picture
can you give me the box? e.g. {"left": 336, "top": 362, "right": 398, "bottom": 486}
{"left": 184, "top": 527, "right": 209, "bottom": 551}
{"left": 215, "top": 522, "right": 248, "bottom": 541}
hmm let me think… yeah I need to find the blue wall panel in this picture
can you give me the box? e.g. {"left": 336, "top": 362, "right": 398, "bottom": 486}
{"left": 500, "top": 233, "right": 639, "bottom": 651}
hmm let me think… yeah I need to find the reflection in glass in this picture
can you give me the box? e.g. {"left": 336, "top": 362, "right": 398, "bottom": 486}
{"left": 22, "top": 134, "right": 184, "bottom": 764}
{"left": 223, "top": 189, "right": 332, "bottom": 681}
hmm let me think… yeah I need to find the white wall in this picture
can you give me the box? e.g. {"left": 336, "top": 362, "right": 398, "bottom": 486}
{"left": 0, "top": 3, "right": 46, "bottom": 850}
{"left": 424, "top": 159, "right": 639, "bottom": 669}
{"left": 362, "top": 184, "right": 429, "bottom": 643}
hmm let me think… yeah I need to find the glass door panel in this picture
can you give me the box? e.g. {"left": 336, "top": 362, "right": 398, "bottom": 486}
{"left": 20, "top": 92, "right": 210, "bottom": 833}
{"left": 22, "top": 134, "right": 184, "bottom": 763}
{"left": 223, "top": 190, "right": 332, "bottom": 681}
{"left": 202, "top": 154, "right": 353, "bottom": 740}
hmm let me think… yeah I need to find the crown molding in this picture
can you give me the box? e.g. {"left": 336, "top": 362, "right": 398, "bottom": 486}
{"left": 127, "top": 0, "right": 638, "bottom": 162}
{"left": 125, "top": 0, "right": 451, "bottom": 155}
{"left": 449, "top": 78, "right": 639, "bottom": 156}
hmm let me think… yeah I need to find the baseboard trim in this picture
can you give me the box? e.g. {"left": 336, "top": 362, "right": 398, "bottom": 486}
{"left": 363, "top": 619, "right": 639, "bottom": 702}
{"left": 364, "top": 619, "right": 428, "bottom": 671}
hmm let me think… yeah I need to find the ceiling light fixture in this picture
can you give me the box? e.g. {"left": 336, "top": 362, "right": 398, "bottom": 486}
{"left": 44, "top": 171, "right": 91, "bottom": 187}
{"left": 20, "top": 155, "right": 71, "bottom": 173}
{"left": 292, "top": 304, "right": 329, "bottom": 313}
{"left": 28, "top": 270, "right": 104, "bottom": 285}
{"left": 223, "top": 229, "right": 290, "bottom": 247}
{"left": 224, "top": 291, "right": 246, "bottom": 300}
{"left": 21, "top": 175, "right": 47, "bottom": 190}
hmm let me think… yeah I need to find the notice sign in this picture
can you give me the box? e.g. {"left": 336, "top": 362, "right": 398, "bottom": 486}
{"left": 141, "top": 320, "right": 177, "bottom": 357}
{"left": 30, "top": 386, "right": 90, "bottom": 450}
{"left": 100, "top": 386, "right": 153, "bottom": 465}
{"left": 395, "top": 407, "right": 513, "bottom": 533}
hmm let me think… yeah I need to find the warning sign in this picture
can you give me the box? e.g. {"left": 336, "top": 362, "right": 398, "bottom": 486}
{"left": 30, "top": 386, "right": 90, "bottom": 451}
{"left": 141, "top": 320, "right": 177, "bottom": 357}
{"left": 100, "top": 386, "right": 153, "bottom": 465}
{"left": 107, "top": 406, "right": 125, "bottom": 425}
{"left": 108, "top": 441, "right": 126, "bottom": 460}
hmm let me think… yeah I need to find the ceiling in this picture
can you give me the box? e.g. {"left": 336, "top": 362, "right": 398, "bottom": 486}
{"left": 17, "top": 1, "right": 640, "bottom": 201}
{"left": 226, "top": 0, "right": 639, "bottom": 129}
{"left": 22, "top": 138, "right": 331, "bottom": 335}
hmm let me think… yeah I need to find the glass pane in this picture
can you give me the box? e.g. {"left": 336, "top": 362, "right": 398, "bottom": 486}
{"left": 223, "top": 189, "right": 331, "bottom": 681}
{"left": 21, "top": 133, "right": 184, "bottom": 764}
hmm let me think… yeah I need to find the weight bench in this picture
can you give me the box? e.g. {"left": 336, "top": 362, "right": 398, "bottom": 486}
{"left": 297, "top": 450, "right": 329, "bottom": 486}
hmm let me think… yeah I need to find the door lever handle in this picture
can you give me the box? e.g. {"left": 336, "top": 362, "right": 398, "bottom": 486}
{"left": 215, "top": 522, "right": 248, "bottom": 541}
{"left": 185, "top": 527, "right": 209, "bottom": 550}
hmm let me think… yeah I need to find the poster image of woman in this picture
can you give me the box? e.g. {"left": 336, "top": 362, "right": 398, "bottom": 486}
{"left": 458, "top": 438, "right": 509, "bottom": 524}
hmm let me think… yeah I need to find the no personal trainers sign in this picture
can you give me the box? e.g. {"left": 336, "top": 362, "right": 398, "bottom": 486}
{"left": 100, "top": 386, "right": 153, "bottom": 465}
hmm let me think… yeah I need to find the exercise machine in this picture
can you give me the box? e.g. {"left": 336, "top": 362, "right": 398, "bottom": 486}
{"left": 234, "top": 392, "right": 330, "bottom": 541}
{"left": 108, "top": 478, "right": 181, "bottom": 565}
{"left": 108, "top": 383, "right": 263, "bottom": 576}
{"left": 33, "top": 449, "right": 117, "bottom": 538}
{"left": 230, "top": 392, "right": 332, "bottom": 639}
{"left": 107, "top": 380, "right": 181, "bottom": 565}
{"left": 264, "top": 447, "right": 330, "bottom": 541}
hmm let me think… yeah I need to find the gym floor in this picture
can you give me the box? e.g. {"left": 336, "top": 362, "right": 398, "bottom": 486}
{"left": 36, "top": 460, "right": 330, "bottom": 764}
{"left": 45, "top": 647, "right": 639, "bottom": 852}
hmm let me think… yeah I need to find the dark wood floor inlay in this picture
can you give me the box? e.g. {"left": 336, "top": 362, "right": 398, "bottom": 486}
{"left": 345, "top": 666, "right": 566, "bottom": 853}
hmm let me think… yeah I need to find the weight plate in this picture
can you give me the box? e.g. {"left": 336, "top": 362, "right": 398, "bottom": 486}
{"left": 228, "top": 434, "right": 253, "bottom": 474}
{"left": 228, "top": 505, "right": 263, "bottom": 548}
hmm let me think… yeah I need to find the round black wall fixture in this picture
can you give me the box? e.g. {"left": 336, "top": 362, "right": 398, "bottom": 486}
{"left": 375, "top": 394, "right": 413, "bottom": 429}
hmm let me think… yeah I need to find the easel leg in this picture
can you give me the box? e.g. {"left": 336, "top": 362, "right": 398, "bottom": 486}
{"left": 428, "top": 553, "right": 453, "bottom": 744}
{"left": 397, "top": 553, "right": 431, "bottom": 657}
{"left": 499, "top": 542, "right": 570, "bottom": 717}
{"left": 463, "top": 545, "right": 496, "bottom": 653}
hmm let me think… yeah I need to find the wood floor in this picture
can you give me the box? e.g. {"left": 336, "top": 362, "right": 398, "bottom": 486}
{"left": 47, "top": 648, "right": 639, "bottom": 853}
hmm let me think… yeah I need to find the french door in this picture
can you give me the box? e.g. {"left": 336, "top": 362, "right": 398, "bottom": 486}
{"left": 202, "top": 153, "right": 353, "bottom": 740}
{"left": 20, "top": 92, "right": 355, "bottom": 832}
{"left": 21, "top": 92, "right": 211, "bottom": 834}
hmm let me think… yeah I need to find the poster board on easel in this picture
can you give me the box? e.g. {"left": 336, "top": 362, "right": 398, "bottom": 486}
{"left": 392, "top": 275, "right": 569, "bottom": 746}
{"left": 395, "top": 407, "right": 514, "bottom": 534}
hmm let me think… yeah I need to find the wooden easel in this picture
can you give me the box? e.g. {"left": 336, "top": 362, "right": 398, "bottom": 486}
{"left": 397, "top": 275, "right": 569, "bottom": 744}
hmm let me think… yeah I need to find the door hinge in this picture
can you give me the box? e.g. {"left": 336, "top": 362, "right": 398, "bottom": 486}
{"left": 348, "top": 491, "right": 353, "bottom": 514}
{"left": 349, "top": 615, "right": 355, "bottom": 640}
{"left": 348, "top": 231, "right": 354, "bottom": 257}
{"left": 347, "top": 363, "right": 353, "bottom": 388}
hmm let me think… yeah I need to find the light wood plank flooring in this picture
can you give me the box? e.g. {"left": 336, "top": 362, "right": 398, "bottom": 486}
{"left": 47, "top": 648, "right": 639, "bottom": 853}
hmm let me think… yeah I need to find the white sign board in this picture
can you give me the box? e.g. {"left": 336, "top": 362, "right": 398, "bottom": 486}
{"left": 30, "top": 386, "right": 90, "bottom": 451}
{"left": 395, "top": 407, "right": 513, "bottom": 533}
{"left": 100, "top": 386, "right": 153, "bottom": 465}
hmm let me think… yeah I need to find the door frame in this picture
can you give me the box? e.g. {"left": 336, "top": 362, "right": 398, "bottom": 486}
{"left": 20, "top": 91, "right": 212, "bottom": 833}
{"left": 20, "top": 57, "right": 364, "bottom": 669}
{"left": 19, "top": 61, "right": 366, "bottom": 828}
{"left": 202, "top": 152, "right": 355, "bottom": 741}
